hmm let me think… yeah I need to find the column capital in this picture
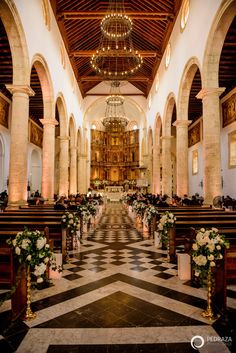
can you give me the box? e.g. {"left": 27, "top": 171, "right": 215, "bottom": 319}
{"left": 173, "top": 119, "right": 192, "bottom": 127}
{"left": 6, "top": 84, "right": 35, "bottom": 96}
{"left": 40, "top": 118, "right": 58, "bottom": 126}
{"left": 58, "top": 135, "right": 70, "bottom": 141}
{"left": 196, "top": 87, "right": 225, "bottom": 100}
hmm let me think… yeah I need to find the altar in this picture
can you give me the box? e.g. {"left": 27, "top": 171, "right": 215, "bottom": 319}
{"left": 105, "top": 186, "right": 124, "bottom": 193}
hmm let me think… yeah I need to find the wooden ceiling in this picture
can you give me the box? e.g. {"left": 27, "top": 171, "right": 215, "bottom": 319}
{"left": 50, "top": 0, "right": 182, "bottom": 97}
{"left": 0, "top": 9, "right": 235, "bottom": 126}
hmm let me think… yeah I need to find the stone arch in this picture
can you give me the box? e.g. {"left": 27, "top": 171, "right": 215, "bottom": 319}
{"left": 31, "top": 54, "right": 54, "bottom": 120}
{"left": 55, "top": 93, "right": 68, "bottom": 136}
{"left": 69, "top": 115, "right": 76, "bottom": 147}
{"left": 202, "top": 0, "right": 236, "bottom": 87}
{"left": 153, "top": 115, "right": 162, "bottom": 194}
{"left": 0, "top": 0, "right": 29, "bottom": 85}
{"left": 162, "top": 93, "right": 176, "bottom": 136}
{"left": 178, "top": 57, "right": 202, "bottom": 121}
{"left": 56, "top": 93, "right": 69, "bottom": 196}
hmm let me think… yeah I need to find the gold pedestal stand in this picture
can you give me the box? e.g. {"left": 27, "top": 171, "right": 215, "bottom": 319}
{"left": 24, "top": 266, "right": 36, "bottom": 321}
{"left": 202, "top": 268, "right": 217, "bottom": 321}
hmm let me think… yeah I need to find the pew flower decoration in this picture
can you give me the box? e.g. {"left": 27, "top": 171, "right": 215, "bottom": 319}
{"left": 157, "top": 211, "right": 176, "bottom": 244}
{"left": 144, "top": 205, "right": 158, "bottom": 225}
{"left": 61, "top": 211, "right": 79, "bottom": 236}
{"left": 87, "top": 203, "right": 97, "bottom": 216}
{"left": 192, "top": 227, "right": 230, "bottom": 281}
{"left": 132, "top": 201, "right": 147, "bottom": 218}
{"left": 6, "top": 228, "right": 60, "bottom": 283}
{"left": 77, "top": 204, "right": 90, "bottom": 221}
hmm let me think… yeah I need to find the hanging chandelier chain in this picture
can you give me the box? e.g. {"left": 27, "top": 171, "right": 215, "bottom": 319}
{"left": 90, "top": 0, "right": 143, "bottom": 81}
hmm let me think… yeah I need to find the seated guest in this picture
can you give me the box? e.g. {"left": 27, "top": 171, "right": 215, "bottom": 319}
{"left": 54, "top": 196, "right": 67, "bottom": 210}
{"left": 67, "top": 197, "right": 77, "bottom": 210}
{"left": 182, "top": 194, "right": 191, "bottom": 206}
{"left": 157, "top": 195, "right": 169, "bottom": 207}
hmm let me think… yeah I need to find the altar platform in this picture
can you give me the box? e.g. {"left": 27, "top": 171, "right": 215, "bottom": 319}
{"left": 105, "top": 186, "right": 124, "bottom": 193}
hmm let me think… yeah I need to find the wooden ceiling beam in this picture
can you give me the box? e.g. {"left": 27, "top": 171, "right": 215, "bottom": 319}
{"left": 79, "top": 76, "right": 150, "bottom": 82}
{"left": 58, "top": 11, "right": 174, "bottom": 21}
{"left": 70, "top": 50, "right": 159, "bottom": 58}
{"left": 85, "top": 93, "right": 145, "bottom": 97}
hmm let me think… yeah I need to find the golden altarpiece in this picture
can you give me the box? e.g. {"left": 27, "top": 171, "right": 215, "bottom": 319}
{"left": 90, "top": 125, "right": 139, "bottom": 187}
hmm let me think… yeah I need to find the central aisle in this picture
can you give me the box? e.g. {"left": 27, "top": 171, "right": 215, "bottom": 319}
{"left": 2, "top": 203, "right": 234, "bottom": 353}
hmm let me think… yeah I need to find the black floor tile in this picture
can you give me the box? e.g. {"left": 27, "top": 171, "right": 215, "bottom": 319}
{"left": 154, "top": 273, "right": 174, "bottom": 280}
{"left": 110, "top": 260, "right": 125, "bottom": 266}
{"left": 130, "top": 266, "right": 147, "bottom": 272}
{"left": 151, "top": 265, "right": 169, "bottom": 271}
{"left": 88, "top": 267, "right": 106, "bottom": 272}
{"left": 68, "top": 266, "right": 85, "bottom": 273}
{"left": 63, "top": 273, "right": 83, "bottom": 281}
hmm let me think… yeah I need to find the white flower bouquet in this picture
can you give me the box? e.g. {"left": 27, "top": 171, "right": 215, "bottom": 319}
{"left": 87, "top": 203, "right": 97, "bottom": 216}
{"left": 156, "top": 211, "right": 176, "bottom": 244}
{"left": 61, "top": 211, "right": 79, "bottom": 236}
{"left": 6, "top": 227, "right": 60, "bottom": 283}
{"left": 77, "top": 204, "right": 90, "bottom": 222}
{"left": 132, "top": 200, "right": 147, "bottom": 218}
{"left": 192, "top": 227, "right": 230, "bottom": 282}
{"left": 144, "top": 205, "right": 158, "bottom": 225}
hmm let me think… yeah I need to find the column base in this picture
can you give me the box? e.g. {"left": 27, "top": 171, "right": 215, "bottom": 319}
{"left": 6, "top": 200, "right": 28, "bottom": 210}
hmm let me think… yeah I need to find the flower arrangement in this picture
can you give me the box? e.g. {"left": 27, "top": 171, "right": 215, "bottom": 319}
{"left": 61, "top": 211, "right": 79, "bottom": 236}
{"left": 6, "top": 228, "right": 60, "bottom": 283}
{"left": 132, "top": 200, "right": 147, "bottom": 218}
{"left": 144, "top": 205, "right": 158, "bottom": 225}
{"left": 87, "top": 203, "right": 97, "bottom": 216}
{"left": 192, "top": 227, "right": 230, "bottom": 281}
{"left": 156, "top": 211, "right": 176, "bottom": 244}
{"left": 77, "top": 204, "right": 90, "bottom": 221}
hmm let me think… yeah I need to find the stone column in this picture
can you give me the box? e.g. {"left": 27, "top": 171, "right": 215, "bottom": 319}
{"left": 77, "top": 154, "right": 87, "bottom": 194}
{"left": 197, "top": 88, "right": 225, "bottom": 204}
{"left": 153, "top": 144, "right": 161, "bottom": 194}
{"left": 58, "top": 136, "right": 69, "bottom": 196}
{"left": 161, "top": 135, "right": 173, "bottom": 197}
{"left": 69, "top": 146, "right": 77, "bottom": 194}
{"left": 173, "top": 120, "right": 191, "bottom": 197}
{"left": 6, "top": 85, "right": 34, "bottom": 208}
{"left": 40, "top": 118, "right": 58, "bottom": 203}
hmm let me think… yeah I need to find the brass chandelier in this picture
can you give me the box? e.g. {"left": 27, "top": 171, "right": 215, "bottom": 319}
{"left": 90, "top": 0, "right": 143, "bottom": 81}
{"left": 102, "top": 81, "right": 129, "bottom": 129}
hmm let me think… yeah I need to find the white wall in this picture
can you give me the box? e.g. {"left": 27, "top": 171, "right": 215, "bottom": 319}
{"left": 14, "top": 0, "right": 83, "bottom": 130}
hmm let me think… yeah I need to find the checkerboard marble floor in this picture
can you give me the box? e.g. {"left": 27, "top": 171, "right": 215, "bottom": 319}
{"left": 0, "top": 202, "right": 236, "bottom": 353}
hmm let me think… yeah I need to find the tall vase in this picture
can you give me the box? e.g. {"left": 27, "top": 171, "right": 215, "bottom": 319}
{"left": 24, "top": 266, "right": 36, "bottom": 321}
{"left": 202, "top": 267, "right": 217, "bottom": 320}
